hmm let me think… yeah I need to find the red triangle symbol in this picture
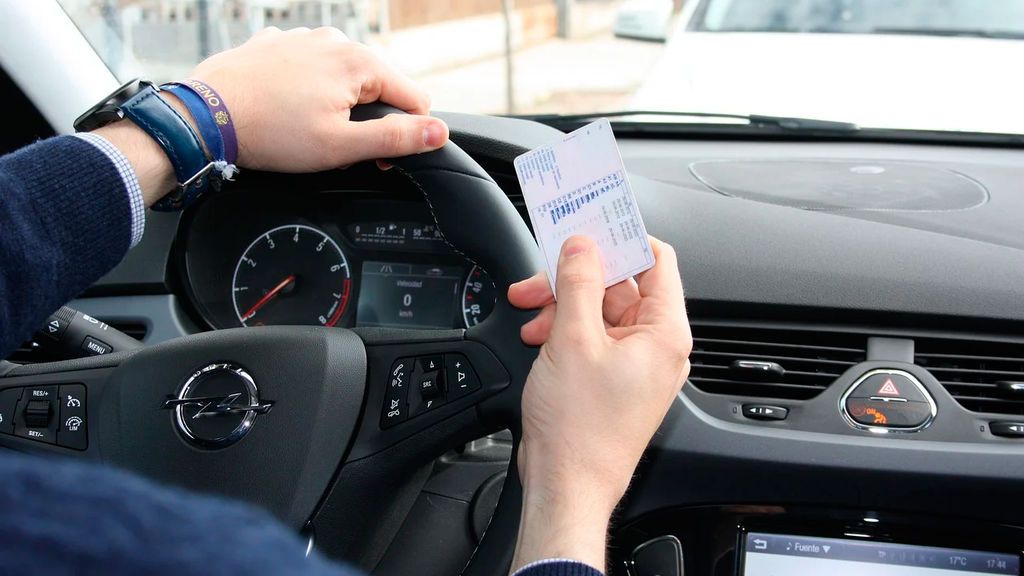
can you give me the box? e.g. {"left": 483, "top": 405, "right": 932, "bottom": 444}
{"left": 878, "top": 378, "right": 900, "bottom": 396}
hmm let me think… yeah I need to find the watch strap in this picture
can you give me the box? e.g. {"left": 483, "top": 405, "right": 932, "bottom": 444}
{"left": 120, "top": 85, "right": 216, "bottom": 211}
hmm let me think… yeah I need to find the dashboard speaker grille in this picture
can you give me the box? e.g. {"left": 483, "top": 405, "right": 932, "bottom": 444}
{"left": 688, "top": 323, "right": 867, "bottom": 400}
{"left": 915, "top": 338, "right": 1024, "bottom": 416}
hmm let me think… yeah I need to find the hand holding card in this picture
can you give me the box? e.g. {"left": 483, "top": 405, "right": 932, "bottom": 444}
{"left": 513, "top": 119, "right": 654, "bottom": 297}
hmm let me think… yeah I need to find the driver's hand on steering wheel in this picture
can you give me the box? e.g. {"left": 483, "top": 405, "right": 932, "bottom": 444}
{"left": 96, "top": 26, "right": 449, "bottom": 205}
{"left": 191, "top": 26, "right": 449, "bottom": 172}
{"left": 507, "top": 235, "right": 692, "bottom": 573}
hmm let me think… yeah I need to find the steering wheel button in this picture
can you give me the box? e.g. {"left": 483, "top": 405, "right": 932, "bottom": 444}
{"left": 409, "top": 388, "right": 446, "bottom": 417}
{"left": 14, "top": 399, "right": 57, "bottom": 445}
{"left": 419, "top": 356, "right": 443, "bottom": 372}
{"left": 445, "top": 353, "right": 480, "bottom": 400}
{"left": 418, "top": 371, "right": 441, "bottom": 399}
{"left": 381, "top": 359, "right": 411, "bottom": 429}
{"left": 24, "top": 386, "right": 56, "bottom": 402}
{"left": 23, "top": 400, "right": 51, "bottom": 428}
{"left": 57, "top": 384, "right": 87, "bottom": 451}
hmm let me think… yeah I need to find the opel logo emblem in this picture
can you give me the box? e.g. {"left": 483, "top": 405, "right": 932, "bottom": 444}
{"left": 161, "top": 363, "right": 274, "bottom": 448}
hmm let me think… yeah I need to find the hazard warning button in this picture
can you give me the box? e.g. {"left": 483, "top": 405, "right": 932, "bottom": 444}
{"left": 848, "top": 371, "right": 929, "bottom": 404}
{"left": 843, "top": 369, "right": 936, "bottom": 431}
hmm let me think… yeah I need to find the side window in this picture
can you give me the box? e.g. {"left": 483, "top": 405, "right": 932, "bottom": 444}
{"left": 0, "top": 67, "right": 54, "bottom": 155}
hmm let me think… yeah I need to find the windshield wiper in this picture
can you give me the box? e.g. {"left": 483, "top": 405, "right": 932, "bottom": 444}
{"left": 872, "top": 27, "right": 1024, "bottom": 40}
{"left": 518, "top": 110, "right": 860, "bottom": 133}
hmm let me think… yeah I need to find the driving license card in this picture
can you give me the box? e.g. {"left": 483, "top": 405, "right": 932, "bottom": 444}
{"left": 513, "top": 118, "right": 654, "bottom": 295}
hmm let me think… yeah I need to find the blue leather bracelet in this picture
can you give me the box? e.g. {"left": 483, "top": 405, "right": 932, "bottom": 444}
{"left": 160, "top": 83, "right": 225, "bottom": 163}
{"left": 119, "top": 83, "right": 217, "bottom": 211}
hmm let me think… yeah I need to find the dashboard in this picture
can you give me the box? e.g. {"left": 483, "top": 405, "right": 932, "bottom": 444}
{"left": 180, "top": 184, "right": 497, "bottom": 332}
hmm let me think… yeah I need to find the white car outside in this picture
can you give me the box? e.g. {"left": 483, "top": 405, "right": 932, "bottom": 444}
{"left": 631, "top": 0, "right": 1024, "bottom": 134}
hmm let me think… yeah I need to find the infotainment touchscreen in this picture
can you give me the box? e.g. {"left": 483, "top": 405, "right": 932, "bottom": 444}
{"left": 743, "top": 532, "right": 1019, "bottom": 576}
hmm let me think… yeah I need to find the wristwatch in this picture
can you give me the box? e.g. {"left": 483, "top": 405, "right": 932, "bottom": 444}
{"left": 74, "top": 78, "right": 217, "bottom": 211}
{"left": 74, "top": 78, "right": 149, "bottom": 132}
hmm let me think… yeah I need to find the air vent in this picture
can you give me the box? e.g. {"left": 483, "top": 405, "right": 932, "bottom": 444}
{"left": 5, "top": 321, "right": 147, "bottom": 364}
{"left": 915, "top": 337, "right": 1024, "bottom": 416}
{"left": 688, "top": 323, "right": 867, "bottom": 400}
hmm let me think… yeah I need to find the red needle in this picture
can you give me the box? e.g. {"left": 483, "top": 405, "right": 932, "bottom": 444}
{"left": 241, "top": 274, "right": 296, "bottom": 322}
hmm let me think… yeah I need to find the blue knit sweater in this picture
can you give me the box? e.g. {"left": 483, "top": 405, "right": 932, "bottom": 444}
{"left": 0, "top": 136, "right": 603, "bottom": 576}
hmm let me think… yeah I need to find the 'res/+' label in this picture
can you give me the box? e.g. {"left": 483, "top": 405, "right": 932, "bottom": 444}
{"left": 514, "top": 118, "right": 654, "bottom": 296}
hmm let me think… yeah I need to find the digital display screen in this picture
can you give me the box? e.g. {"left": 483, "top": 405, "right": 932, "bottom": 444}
{"left": 346, "top": 221, "right": 447, "bottom": 252}
{"left": 356, "top": 261, "right": 462, "bottom": 329}
{"left": 744, "top": 532, "right": 1019, "bottom": 576}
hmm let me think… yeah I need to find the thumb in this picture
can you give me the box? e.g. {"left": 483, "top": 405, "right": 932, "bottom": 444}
{"left": 338, "top": 113, "right": 448, "bottom": 163}
{"left": 552, "top": 235, "right": 606, "bottom": 338}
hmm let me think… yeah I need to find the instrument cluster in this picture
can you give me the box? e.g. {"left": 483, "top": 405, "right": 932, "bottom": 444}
{"left": 180, "top": 188, "right": 496, "bottom": 331}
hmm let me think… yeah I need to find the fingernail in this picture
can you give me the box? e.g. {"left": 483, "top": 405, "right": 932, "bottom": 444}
{"left": 423, "top": 121, "right": 444, "bottom": 147}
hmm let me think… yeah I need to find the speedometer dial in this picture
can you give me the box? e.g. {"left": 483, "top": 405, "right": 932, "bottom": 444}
{"left": 232, "top": 225, "right": 352, "bottom": 327}
{"left": 461, "top": 265, "right": 496, "bottom": 327}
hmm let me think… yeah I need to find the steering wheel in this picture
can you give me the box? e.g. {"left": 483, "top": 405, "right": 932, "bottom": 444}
{"left": 0, "top": 104, "right": 543, "bottom": 575}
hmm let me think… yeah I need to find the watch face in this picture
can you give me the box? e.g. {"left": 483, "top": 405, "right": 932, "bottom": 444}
{"left": 73, "top": 78, "right": 147, "bottom": 132}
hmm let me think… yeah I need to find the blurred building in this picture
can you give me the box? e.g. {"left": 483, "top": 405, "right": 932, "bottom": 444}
{"left": 60, "top": 0, "right": 616, "bottom": 84}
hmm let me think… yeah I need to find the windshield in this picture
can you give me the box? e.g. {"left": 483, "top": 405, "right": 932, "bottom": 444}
{"left": 57, "top": 0, "right": 1024, "bottom": 135}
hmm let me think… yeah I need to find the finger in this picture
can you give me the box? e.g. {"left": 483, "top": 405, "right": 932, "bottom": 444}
{"left": 636, "top": 237, "right": 685, "bottom": 304}
{"left": 508, "top": 272, "right": 553, "bottom": 310}
{"left": 313, "top": 26, "right": 349, "bottom": 41}
{"left": 520, "top": 303, "right": 556, "bottom": 346}
{"left": 376, "top": 160, "right": 393, "bottom": 171}
{"left": 603, "top": 277, "right": 640, "bottom": 326}
{"left": 634, "top": 237, "right": 689, "bottom": 329}
{"left": 354, "top": 49, "right": 432, "bottom": 115}
{"left": 605, "top": 324, "right": 644, "bottom": 341}
{"left": 551, "top": 236, "right": 607, "bottom": 338}
{"left": 337, "top": 113, "right": 448, "bottom": 161}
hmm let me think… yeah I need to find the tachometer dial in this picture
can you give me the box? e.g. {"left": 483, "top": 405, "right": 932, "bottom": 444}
{"left": 461, "top": 265, "right": 496, "bottom": 327}
{"left": 232, "top": 225, "right": 352, "bottom": 327}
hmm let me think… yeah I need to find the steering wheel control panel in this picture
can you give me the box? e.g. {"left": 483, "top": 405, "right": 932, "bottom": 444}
{"left": 382, "top": 354, "right": 481, "bottom": 429}
{"left": 0, "top": 384, "right": 87, "bottom": 450}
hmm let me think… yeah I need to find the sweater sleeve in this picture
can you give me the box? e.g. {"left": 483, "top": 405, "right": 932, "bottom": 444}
{"left": 514, "top": 559, "right": 606, "bottom": 576}
{"left": 0, "top": 135, "right": 133, "bottom": 358}
{"left": 0, "top": 451, "right": 352, "bottom": 575}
